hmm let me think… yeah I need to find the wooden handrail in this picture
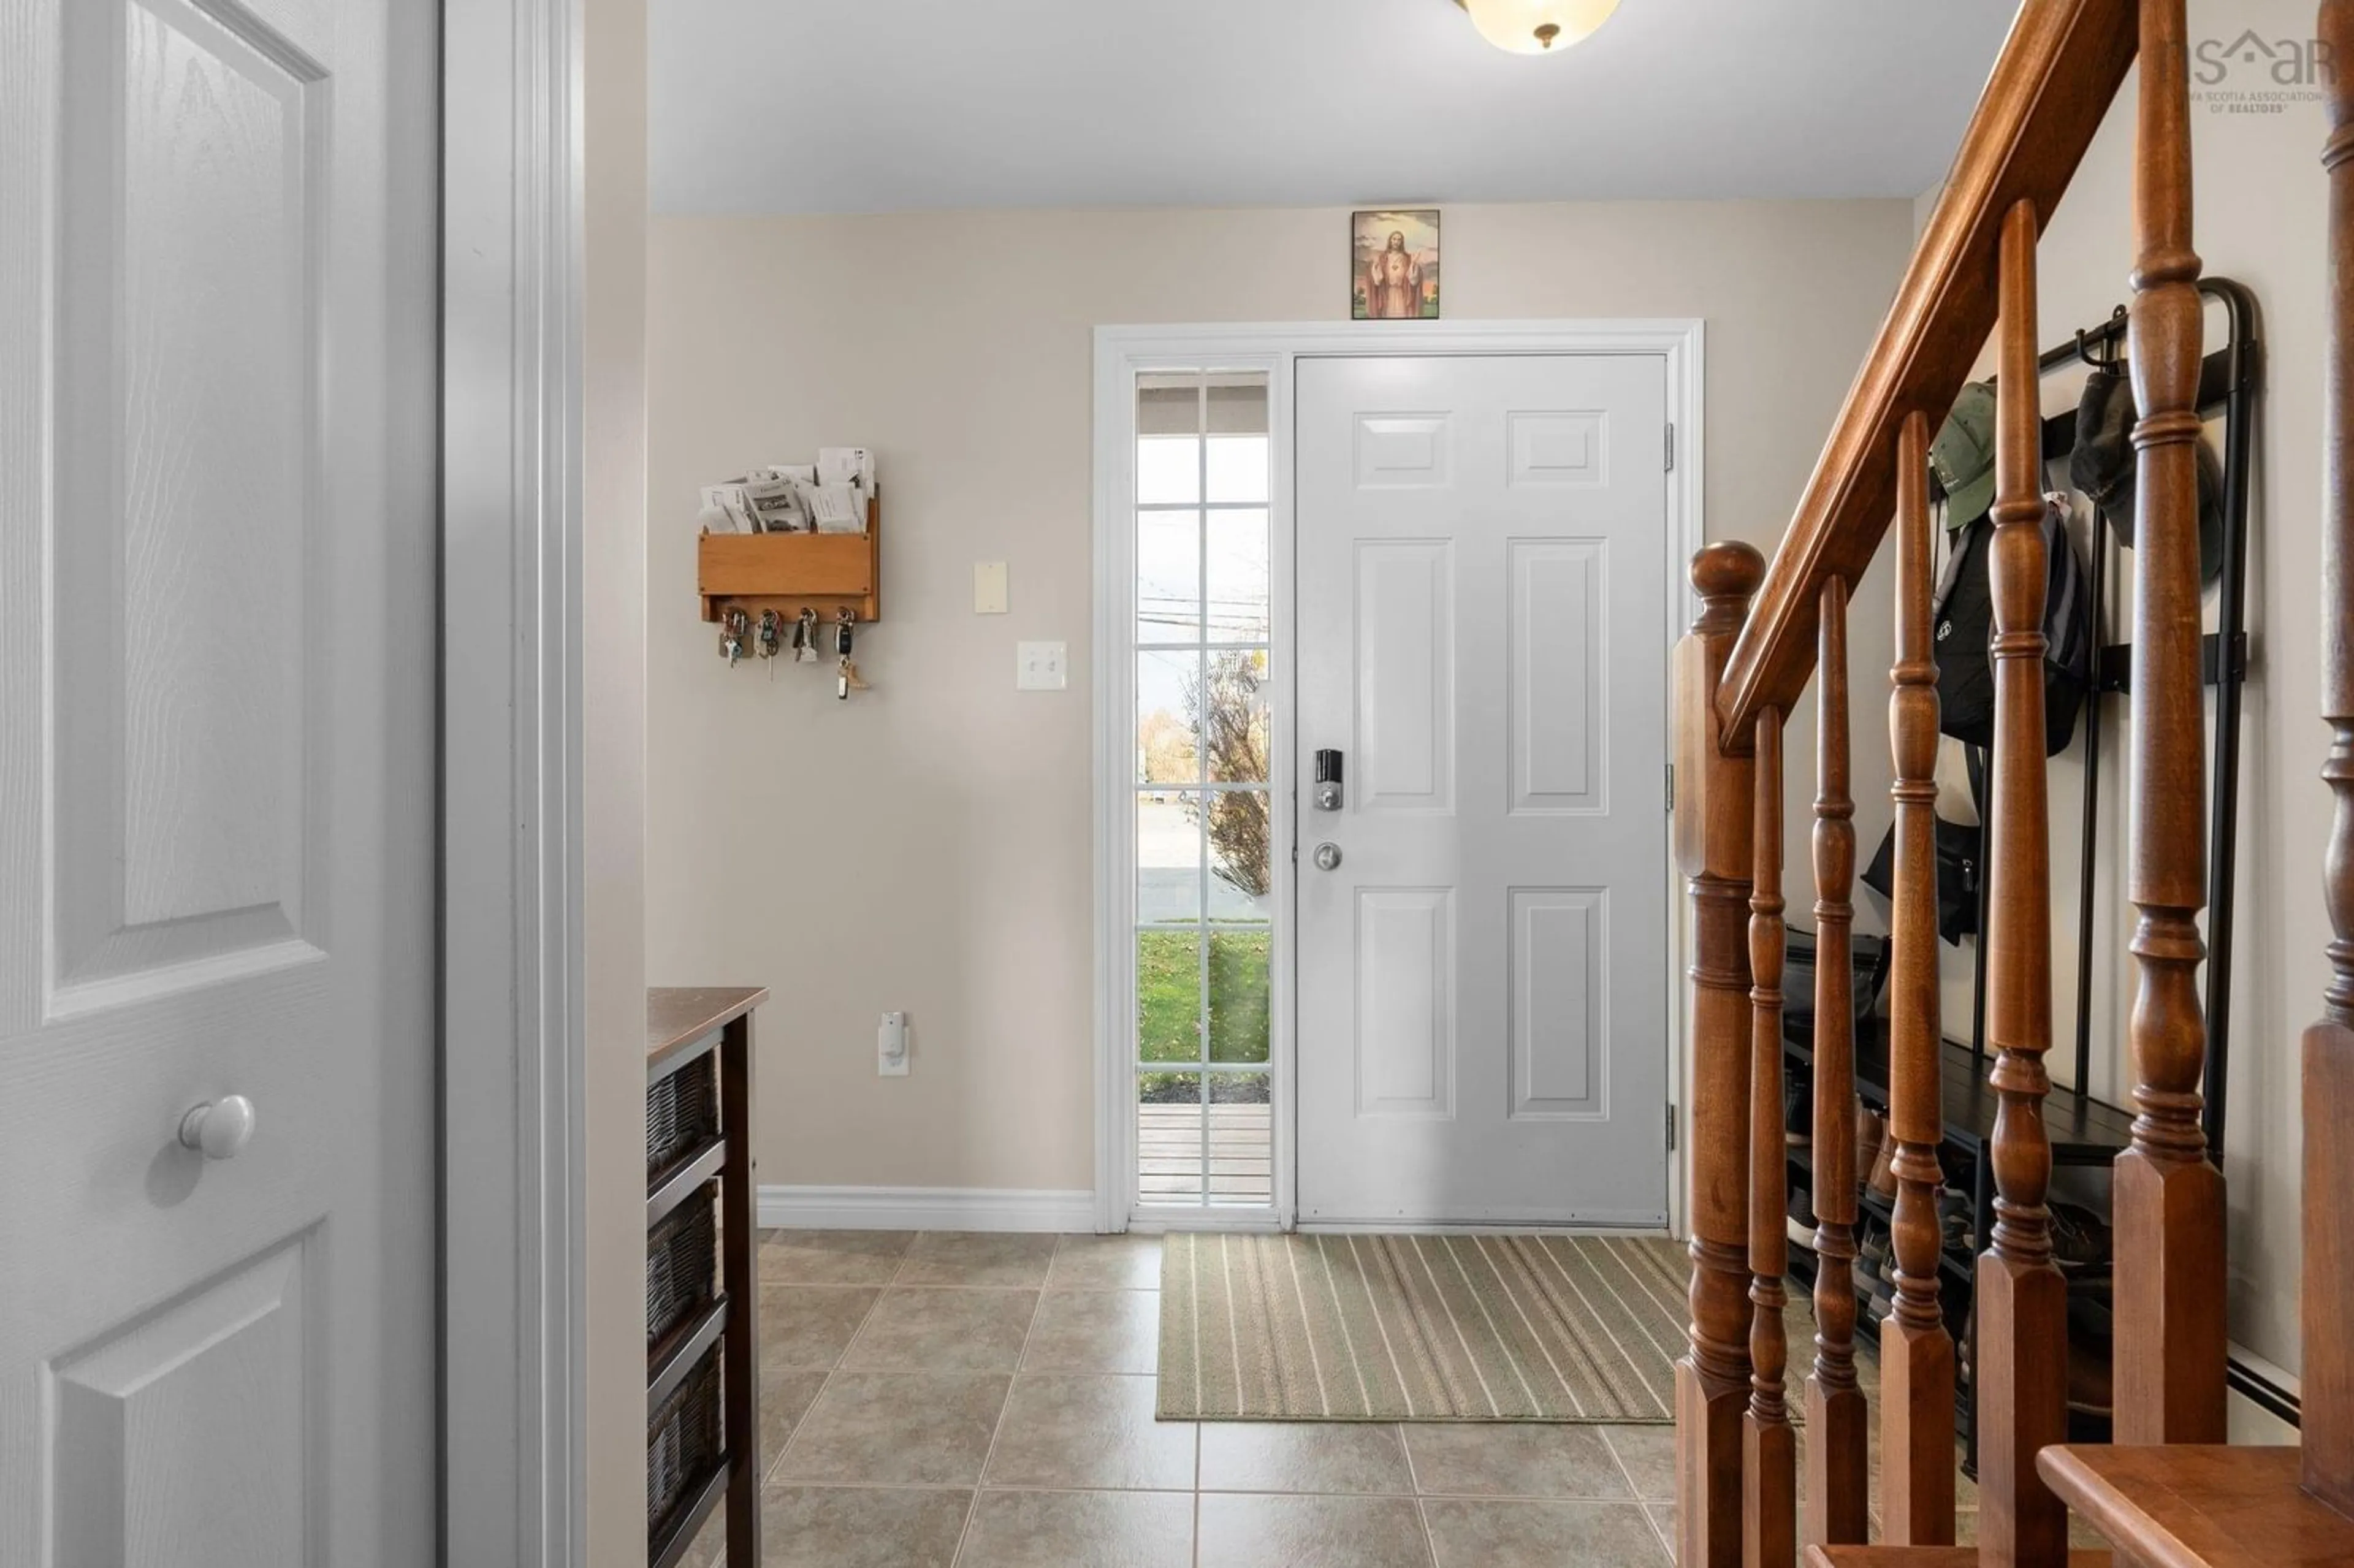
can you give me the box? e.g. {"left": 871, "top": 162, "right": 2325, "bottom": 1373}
{"left": 1714, "top": 0, "right": 2137, "bottom": 734}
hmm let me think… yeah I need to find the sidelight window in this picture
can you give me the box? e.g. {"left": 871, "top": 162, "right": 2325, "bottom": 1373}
{"left": 1132, "top": 370, "right": 1273, "bottom": 1208}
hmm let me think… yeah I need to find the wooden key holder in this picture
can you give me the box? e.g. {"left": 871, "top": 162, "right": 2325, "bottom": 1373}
{"left": 697, "top": 493, "right": 880, "bottom": 625}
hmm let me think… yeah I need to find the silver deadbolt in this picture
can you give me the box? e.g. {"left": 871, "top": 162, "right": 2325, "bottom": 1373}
{"left": 1313, "top": 748, "right": 1344, "bottom": 811}
{"left": 1312, "top": 842, "right": 1343, "bottom": 872}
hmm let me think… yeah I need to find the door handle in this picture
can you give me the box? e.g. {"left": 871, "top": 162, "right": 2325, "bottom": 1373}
{"left": 178, "top": 1095, "right": 257, "bottom": 1160}
{"left": 1312, "top": 842, "right": 1343, "bottom": 872}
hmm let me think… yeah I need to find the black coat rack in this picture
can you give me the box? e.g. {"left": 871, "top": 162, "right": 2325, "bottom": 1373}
{"left": 1962, "top": 278, "right": 2260, "bottom": 1159}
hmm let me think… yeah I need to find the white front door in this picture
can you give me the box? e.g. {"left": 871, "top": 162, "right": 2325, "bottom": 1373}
{"left": 0, "top": 0, "right": 437, "bottom": 1561}
{"left": 1295, "top": 354, "right": 1671, "bottom": 1225}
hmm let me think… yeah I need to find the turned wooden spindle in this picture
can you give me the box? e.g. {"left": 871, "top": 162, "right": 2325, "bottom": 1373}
{"left": 1673, "top": 541, "right": 1766, "bottom": 1568}
{"left": 1882, "top": 411, "right": 1958, "bottom": 1547}
{"left": 1975, "top": 196, "right": 2071, "bottom": 1568}
{"left": 1805, "top": 577, "right": 1868, "bottom": 1548}
{"left": 1746, "top": 705, "right": 1797, "bottom": 1568}
{"left": 2114, "top": 0, "right": 2228, "bottom": 1450}
{"left": 2308, "top": 0, "right": 2354, "bottom": 1512}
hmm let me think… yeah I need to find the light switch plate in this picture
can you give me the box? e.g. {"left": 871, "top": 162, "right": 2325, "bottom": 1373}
{"left": 1016, "top": 641, "right": 1068, "bottom": 691}
{"left": 973, "top": 561, "right": 1008, "bottom": 615}
{"left": 878, "top": 1011, "right": 909, "bottom": 1076}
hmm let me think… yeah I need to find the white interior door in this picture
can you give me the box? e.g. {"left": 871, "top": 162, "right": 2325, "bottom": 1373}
{"left": 0, "top": 0, "right": 438, "bottom": 1561}
{"left": 1295, "top": 354, "right": 1670, "bottom": 1225}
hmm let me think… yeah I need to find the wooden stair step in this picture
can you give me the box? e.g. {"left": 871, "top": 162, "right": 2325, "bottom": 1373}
{"left": 2038, "top": 1445, "right": 2354, "bottom": 1568}
{"left": 1807, "top": 1549, "right": 2110, "bottom": 1567}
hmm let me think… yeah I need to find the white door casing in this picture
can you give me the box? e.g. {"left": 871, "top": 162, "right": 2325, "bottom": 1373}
{"left": 1294, "top": 354, "right": 1671, "bottom": 1226}
{"left": 0, "top": 0, "right": 438, "bottom": 1561}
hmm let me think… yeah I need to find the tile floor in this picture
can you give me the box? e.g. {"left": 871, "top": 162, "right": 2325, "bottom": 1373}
{"left": 676, "top": 1229, "right": 1682, "bottom": 1567}
{"left": 678, "top": 1230, "right": 2059, "bottom": 1567}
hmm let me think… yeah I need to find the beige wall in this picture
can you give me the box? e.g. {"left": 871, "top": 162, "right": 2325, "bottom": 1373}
{"left": 1940, "top": 27, "right": 2325, "bottom": 1384}
{"left": 643, "top": 199, "right": 1916, "bottom": 1201}
{"left": 1909, "top": 0, "right": 2323, "bottom": 1384}
{"left": 586, "top": 0, "right": 650, "bottom": 1558}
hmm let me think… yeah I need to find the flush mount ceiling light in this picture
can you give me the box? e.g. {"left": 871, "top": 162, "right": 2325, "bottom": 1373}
{"left": 1453, "top": 0, "right": 1621, "bottom": 54}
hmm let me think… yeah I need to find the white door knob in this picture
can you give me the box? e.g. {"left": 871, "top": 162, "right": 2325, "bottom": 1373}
{"left": 178, "top": 1095, "right": 257, "bottom": 1160}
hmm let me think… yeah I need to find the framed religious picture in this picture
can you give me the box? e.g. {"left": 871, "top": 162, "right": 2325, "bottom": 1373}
{"left": 1352, "top": 209, "right": 1441, "bottom": 320}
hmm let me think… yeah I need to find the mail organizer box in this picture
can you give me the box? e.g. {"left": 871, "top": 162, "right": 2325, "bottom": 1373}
{"left": 697, "top": 494, "right": 880, "bottom": 625}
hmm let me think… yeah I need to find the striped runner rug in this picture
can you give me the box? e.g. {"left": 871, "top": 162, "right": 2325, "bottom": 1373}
{"left": 1157, "top": 1232, "right": 1685, "bottom": 1423}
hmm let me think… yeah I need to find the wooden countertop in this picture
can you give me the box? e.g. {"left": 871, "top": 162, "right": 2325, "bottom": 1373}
{"left": 648, "top": 986, "right": 768, "bottom": 1074}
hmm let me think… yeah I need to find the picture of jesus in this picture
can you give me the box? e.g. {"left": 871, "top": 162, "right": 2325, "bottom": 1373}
{"left": 1352, "top": 210, "right": 1441, "bottom": 321}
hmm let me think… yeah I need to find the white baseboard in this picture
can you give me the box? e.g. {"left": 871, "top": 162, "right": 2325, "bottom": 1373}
{"left": 758, "top": 1184, "right": 1099, "bottom": 1233}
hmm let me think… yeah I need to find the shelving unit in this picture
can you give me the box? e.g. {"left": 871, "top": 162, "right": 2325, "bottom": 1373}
{"left": 697, "top": 494, "right": 881, "bottom": 625}
{"left": 1783, "top": 1016, "right": 2127, "bottom": 1470}
{"left": 646, "top": 986, "right": 766, "bottom": 1568}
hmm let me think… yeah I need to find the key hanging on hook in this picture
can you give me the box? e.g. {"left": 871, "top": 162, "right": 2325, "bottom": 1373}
{"left": 793, "top": 608, "right": 820, "bottom": 664}
{"left": 718, "top": 606, "right": 750, "bottom": 667}
{"left": 834, "top": 609, "right": 860, "bottom": 701}
{"left": 755, "top": 608, "right": 783, "bottom": 663}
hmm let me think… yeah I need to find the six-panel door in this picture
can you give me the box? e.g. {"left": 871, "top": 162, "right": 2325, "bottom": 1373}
{"left": 1295, "top": 354, "right": 1671, "bottom": 1225}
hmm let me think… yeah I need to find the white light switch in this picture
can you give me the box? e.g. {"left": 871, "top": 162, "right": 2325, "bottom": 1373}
{"left": 1016, "top": 641, "right": 1068, "bottom": 691}
{"left": 973, "top": 561, "right": 1009, "bottom": 615}
{"left": 878, "top": 1011, "right": 909, "bottom": 1076}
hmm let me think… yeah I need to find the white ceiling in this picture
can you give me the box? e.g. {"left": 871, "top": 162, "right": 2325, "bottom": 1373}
{"left": 649, "top": 1, "right": 2019, "bottom": 216}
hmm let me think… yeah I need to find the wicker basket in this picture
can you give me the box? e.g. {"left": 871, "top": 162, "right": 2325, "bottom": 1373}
{"left": 646, "top": 1184, "right": 718, "bottom": 1350}
{"left": 647, "top": 1049, "right": 720, "bottom": 1177}
{"left": 647, "top": 1345, "right": 725, "bottom": 1547}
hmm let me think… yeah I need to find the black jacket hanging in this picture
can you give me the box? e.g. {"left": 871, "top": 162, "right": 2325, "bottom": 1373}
{"left": 1861, "top": 814, "right": 1984, "bottom": 946}
{"left": 1930, "top": 500, "right": 2093, "bottom": 756}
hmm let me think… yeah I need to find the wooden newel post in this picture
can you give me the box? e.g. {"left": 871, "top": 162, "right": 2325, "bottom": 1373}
{"left": 1673, "top": 540, "right": 1766, "bottom": 1568}
{"left": 2307, "top": 0, "right": 2354, "bottom": 1513}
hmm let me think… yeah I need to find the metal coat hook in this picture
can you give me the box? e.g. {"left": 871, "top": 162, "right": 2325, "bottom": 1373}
{"left": 2074, "top": 303, "right": 2128, "bottom": 370}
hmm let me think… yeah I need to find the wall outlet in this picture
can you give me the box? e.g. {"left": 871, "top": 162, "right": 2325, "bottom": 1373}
{"left": 973, "top": 561, "right": 1009, "bottom": 615}
{"left": 878, "top": 1011, "right": 909, "bottom": 1076}
{"left": 1016, "top": 640, "right": 1067, "bottom": 691}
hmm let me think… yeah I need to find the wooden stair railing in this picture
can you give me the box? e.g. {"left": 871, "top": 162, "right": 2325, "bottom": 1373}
{"left": 1747, "top": 704, "right": 1797, "bottom": 1568}
{"left": 1880, "top": 413, "right": 1956, "bottom": 1551}
{"left": 2110, "top": 0, "right": 2226, "bottom": 1450}
{"left": 1667, "top": 0, "right": 2295, "bottom": 1564}
{"left": 1807, "top": 576, "right": 1868, "bottom": 1553}
{"left": 2033, "top": 1, "right": 2354, "bottom": 1562}
{"left": 1674, "top": 541, "right": 1764, "bottom": 1568}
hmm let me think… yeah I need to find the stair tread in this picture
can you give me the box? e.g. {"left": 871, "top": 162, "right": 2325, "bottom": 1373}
{"left": 2038, "top": 1445, "right": 2354, "bottom": 1568}
{"left": 1806, "top": 1548, "right": 2110, "bottom": 1567}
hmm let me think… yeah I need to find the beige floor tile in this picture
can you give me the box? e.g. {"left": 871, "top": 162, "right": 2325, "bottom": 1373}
{"left": 839, "top": 1287, "right": 1039, "bottom": 1373}
{"left": 1646, "top": 1502, "right": 1676, "bottom": 1558}
{"left": 755, "top": 1485, "right": 972, "bottom": 1568}
{"left": 1197, "top": 1421, "right": 1413, "bottom": 1496}
{"left": 759, "top": 1229, "right": 913, "bottom": 1286}
{"left": 1403, "top": 1423, "right": 1636, "bottom": 1501}
{"left": 773, "top": 1371, "right": 1009, "bottom": 1486}
{"left": 757, "top": 1285, "right": 880, "bottom": 1374}
{"left": 1421, "top": 1498, "right": 1669, "bottom": 1567}
{"left": 757, "top": 1369, "right": 830, "bottom": 1482}
{"left": 1601, "top": 1424, "right": 1677, "bottom": 1501}
{"left": 1046, "top": 1233, "right": 1165, "bottom": 1290}
{"left": 956, "top": 1489, "right": 1194, "bottom": 1568}
{"left": 1022, "top": 1288, "right": 1159, "bottom": 1374}
{"left": 893, "top": 1231, "right": 1061, "bottom": 1288}
{"left": 1196, "top": 1493, "right": 1433, "bottom": 1567}
{"left": 983, "top": 1374, "right": 1198, "bottom": 1491}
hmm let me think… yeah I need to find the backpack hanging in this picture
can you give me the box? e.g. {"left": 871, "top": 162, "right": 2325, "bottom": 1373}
{"left": 1929, "top": 499, "right": 2093, "bottom": 757}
